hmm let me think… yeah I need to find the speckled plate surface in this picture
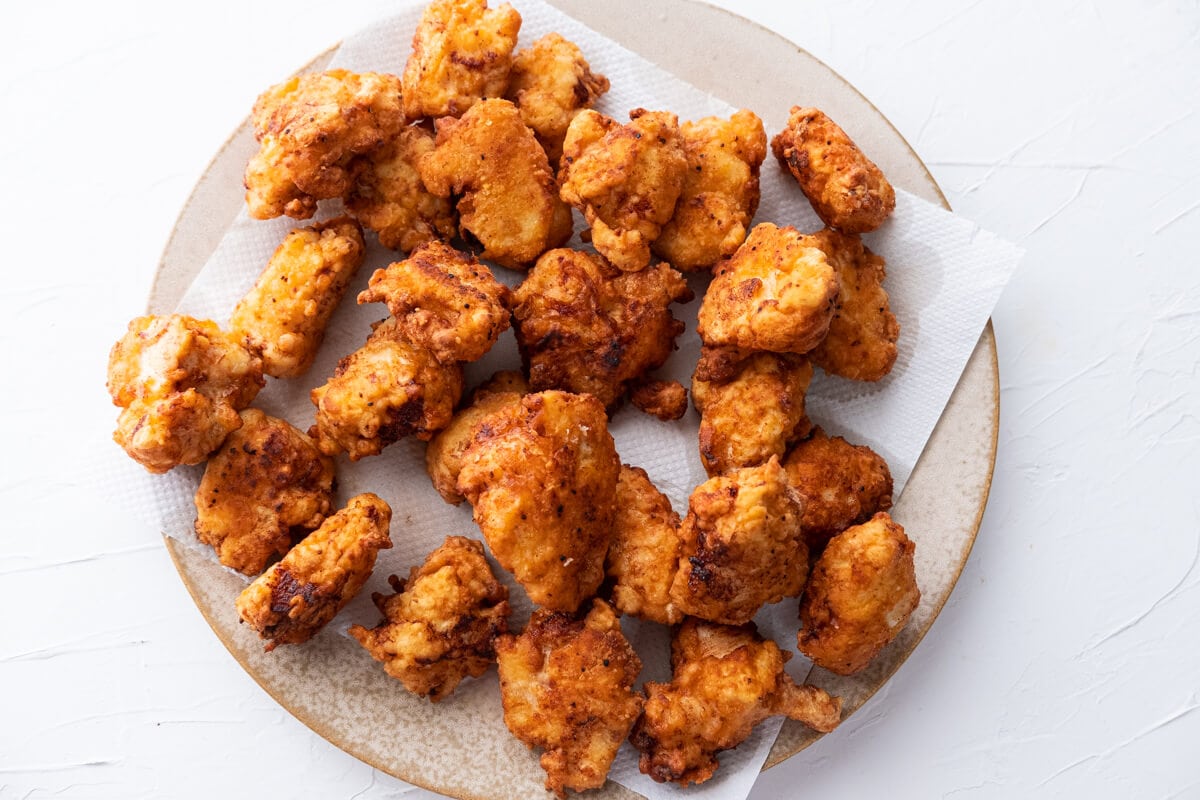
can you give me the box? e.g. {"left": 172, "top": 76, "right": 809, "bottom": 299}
{"left": 150, "top": 1, "right": 999, "bottom": 797}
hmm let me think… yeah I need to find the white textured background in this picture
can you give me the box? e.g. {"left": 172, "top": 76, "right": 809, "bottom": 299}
{"left": 2, "top": 1, "right": 1197, "bottom": 798}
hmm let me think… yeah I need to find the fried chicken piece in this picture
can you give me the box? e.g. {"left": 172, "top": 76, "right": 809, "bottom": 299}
{"left": 692, "top": 352, "right": 813, "bottom": 476}
{"left": 806, "top": 228, "right": 899, "bottom": 381}
{"left": 510, "top": 248, "right": 692, "bottom": 409}
{"left": 783, "top": 427, "right": 893, "bottom": 552}
{"left": 456, "top": 391, "right": 619, "bottom": 612}
{"left": 245, "top": 70, "right": 406, "bottom": 220}
{"left": 419, "top": 98, "right": 573, "bottom": 268}
{"left": 669, "top": 458, "right": 808, "bottom": 625}
{"left": 349, "top": 535, "right": 509, "bottom": 701}
{"left": 505, "top": 33, "right": 610, "bottom": 166}
{"left": 236, "top": 493, "right": 393, "bottom": 651}
{"left": 193, "top": 409, "right": 335, "bottom": 575}
{"left": 605, "top": 465, "right": 683, "bottom": 624}
{"left": 771, "top": 106, "right": 896, "bottom": 234}
{"left": 357, "top": 241, "right": 511, "bottom": 363}
{"left": 629, "top": 379, "right": 689, "bottom": 421}
{"left": 653, "top": 110, "right": 767, "bottom": 272}
{"left": 425, "top": 371, "right": 528, "bottom": 504}
{"left": 107, "top": 315, "right": 264, "bottom": 473}
{"left": 229, "top": 217, "right": 366, "bottom": 379}
{"left": 799, "top": 512, "right": 919, "bottom": 675}
{"left": 496, "top": 600, "right": 643, "bottom": 798}
{"left": 559, "top": 109, "right": 688, "bottom": 271}
{"left": 401, "top": 0, "right": 521, "bottom": 120}
{"left": 309, "top": 318, "right": 464, "bottom": 460}
{"left": 345, "top": 126, "right": 458, "bottom": 252}
{"left": 697, "top": 222, "right": 839, "bottom": 355}
{"left": 631, "top": 618, "right": 841, "bottom": 786}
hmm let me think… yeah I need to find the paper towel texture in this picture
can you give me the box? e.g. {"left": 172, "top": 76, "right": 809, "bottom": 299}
{"left": 98, "top": 2, "right": 1023, "bottom": 798}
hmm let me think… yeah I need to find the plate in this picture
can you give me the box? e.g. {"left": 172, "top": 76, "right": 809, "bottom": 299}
{"left": 150, "top": 1, "right": 999, "bottom": 796}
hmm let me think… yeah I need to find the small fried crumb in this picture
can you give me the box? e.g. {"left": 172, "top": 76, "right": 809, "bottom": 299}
{"left": 630, "top": 379, "right": 689, "bottom": 421}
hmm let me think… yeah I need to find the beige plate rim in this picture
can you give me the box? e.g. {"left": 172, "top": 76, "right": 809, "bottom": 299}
{"left": 152, "top": 0, "right": 999, "bottom": 793}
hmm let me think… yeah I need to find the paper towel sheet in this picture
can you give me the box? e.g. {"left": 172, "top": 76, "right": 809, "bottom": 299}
{"left": 96, "top": 2, "right": 1024, "bottom": 798}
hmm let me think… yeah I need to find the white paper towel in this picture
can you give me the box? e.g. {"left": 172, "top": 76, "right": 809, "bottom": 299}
{"left": 95, "top": 2, "right": 1023, "bottom": 798}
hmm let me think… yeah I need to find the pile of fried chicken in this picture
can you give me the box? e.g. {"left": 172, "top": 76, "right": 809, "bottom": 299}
{"left": 105, "top": 0, "right": 924, "bottom": 794}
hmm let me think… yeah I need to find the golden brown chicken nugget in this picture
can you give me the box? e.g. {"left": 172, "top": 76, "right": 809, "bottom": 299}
{"left": 692, "top": 352, "right": 813, "bottom": 476}
{"left": 771, "top": 106, "right": 896, "bottom": 234}
{"left": 107, "top": 315, "right": 264, "bottom": 473}
{"left": 194, "top": 409, "right": 335, "bottom": 576}
{"left": 782, "top": 427, "right": 893, "bottom": 552}
{"left": 245, "top": 70, "right": 406, "bottom": 220}
{"left": 309, "top": 318, "right": 464, "bottom": 460}
{"left": 505, "top": 32, "right": 610, "bottom": 165}
{"left": 806, "top": 228, "right": 899, "bottom": 381}
{"left": 236, "top": 493, "right": 393, "bottom": 651}
{"left": 456, "top": 391, "right": 619, "bottom": 612}
{"left": 559, "top": 108, "right": 688, "bottom": 271}
{"left": 230, "top": 217, "right": 366, "bottom": 379}
{"left": 345, "top": 126, "right": 458, "bottom": 252}
{"left": 358, "top": 240, "right": 511, "bottom": 364}
{"left": 401, "top": 0, "right": 521, "bottom": 120}
{"left": 510, "top": 248, "right": 692, "bottom": 409}
{"left": 697, "top": 222, "right": 839, "bottom": 355}
{"left": 605, "top": 465, "right": 684, "bottom": 624}
{"left": 424, "top": 371, "right": 528, "bottom": 504}
{"left": 349, "top": 536, "right": 509, "bottom": 701}
{"left": 420, "top": 98, "right": 573, "bottom": 269}
{"left": 653, "top": 110, "right": 767, "bottom": 272}
{"left": 798, "top": 512, "right": 919, "bottom": 675}
{"left": 631, "top": 618, "right": 841, "bottom": 786}
{"left": 629, "top": 379, "right": 689, "bottom": 421}
{"left": 669, "top": 457, "right": 808, "bottom": 625}
{"left": 496, "top": 600, "right": 642, "bottom": 798}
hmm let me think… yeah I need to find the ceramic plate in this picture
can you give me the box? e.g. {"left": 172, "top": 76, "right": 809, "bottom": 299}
{"left": 150, "top": 1, "right": 998, "bottom": 796}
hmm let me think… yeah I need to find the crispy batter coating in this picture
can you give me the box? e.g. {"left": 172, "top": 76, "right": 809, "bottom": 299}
{"left": 510, "top": 248, "right": 692, "bottom": 409}
{"left": 669, "top": 458, "right": 808, "bottom": 625}
{"left": 629, "top": 379, "right": 689, "bottom": 421}
{"left": 692, "top": 352, "right": 813, "bottom": 476}
{"left": 783, "top": 427, "right": 893, "bottom": 552}
{"left": 345, "top": 126, "right": 458, "bottom": 252}
{"left": 559, "top": 109, "right": 688, "bottom": 271}
{"left": 349, "top": 535, "right": 510, "bottom": 701}
{"left": 505, "top": 33, "right": 610, "bottom": 165}
{"left": 697, "top": 223, "right": 839, "bottom": 355}
{"left": 806, "top": 228, "right": 899, "bottom": 381}
{"left": 692, "top": 344, "right": 754, "bottom": 384}
{"left": 456, "top": 391, "right": 619, "bottom": 612}
{"left": 631, "top": 618, "right": 841, "bottom": 786}
{"left": 401, "top": 0, "right": 521, "bottom": 120}
{"left": 771, "top": 106, "right": 896, "bottom": 234}
{"left": 496, "top": 600, "right": 643, "bottom": 797}
{"left": 236, "top": 493, "right": 392, "bottom": 651}
{"left": 425, "top": 371, "right": 528, "bottom": 504}
{"left": 653, "top": 110, "right": 767, "bottom": 272}
{"left": 194, "top": 409, "right": 335, "bottom": 576}
{"left": 605, "top": 465, "right": 683, "bottom": 624}
{"left": 229, "top": 217, "right": 366, "bottom": 379}
{"left": 245, "top": 70, "right": 406, "bottom": 220}
{"left": 107, "top": 315, "right": 264, "bottom": 473}
{"left": 420, "top": 98, "right": 573, "bottom": 268}
{"left": 357, "top": 241, "right": 511, "bottom": 363}
{"left": 309, "top": 318, "right": 464, "bottom": 460}
{"left": 798, "top": 512, "right": 919, "bottom": 675}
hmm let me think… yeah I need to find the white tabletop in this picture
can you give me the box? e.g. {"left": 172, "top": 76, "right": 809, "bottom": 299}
{"left": 2, "top": 1, "right": 1197, "bottom": 798}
